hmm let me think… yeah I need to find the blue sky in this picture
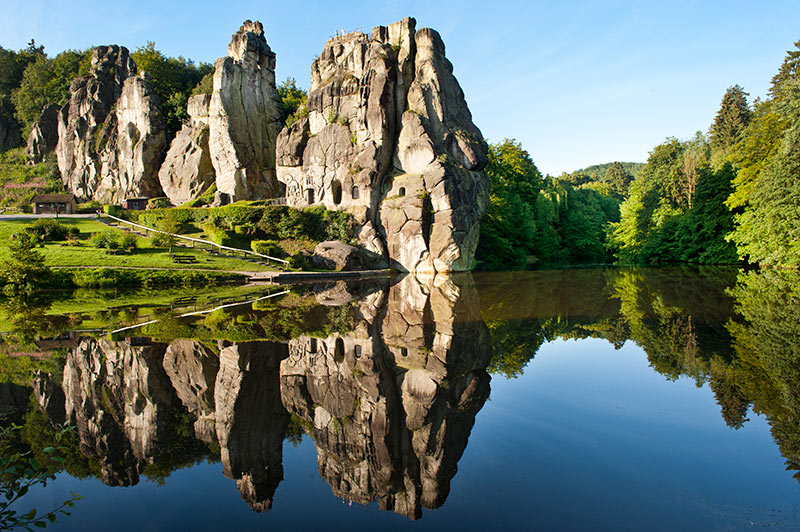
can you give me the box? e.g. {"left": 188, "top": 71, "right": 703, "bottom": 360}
{"left": 2, "top": 0, "right": 798, "bottom": 175}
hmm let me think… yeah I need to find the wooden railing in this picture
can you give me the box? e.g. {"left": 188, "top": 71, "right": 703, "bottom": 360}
{"left": 98, "top": 212, "right": 290, "bottom": 268}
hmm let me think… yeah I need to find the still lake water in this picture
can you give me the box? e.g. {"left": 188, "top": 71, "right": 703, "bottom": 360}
{"left": 2, "top": 267, "right": 799, "bottom": 531}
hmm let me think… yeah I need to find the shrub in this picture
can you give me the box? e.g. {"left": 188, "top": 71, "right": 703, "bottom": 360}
{"left": 120, "top": 232, "right": 138, "bottom": 252}
{"left": 151, "top": 231, "right": 175, "bottom": 248}
{"left": 148, "top": 197, "right": 172, "bottom": 209}
{"left": 26, "top": 219, "right": 69, "bottom": 241}
{"left": 251, "top": 240, "right": 285, "bottom": 257}
{"left": 201, "top": 220, "right": 231, "bottom": 246}
{"left": 103, "top": 205, "right": 122, "bottom": 217}
{"left": 90, "top": 230, "right": 120, "bottom": 249}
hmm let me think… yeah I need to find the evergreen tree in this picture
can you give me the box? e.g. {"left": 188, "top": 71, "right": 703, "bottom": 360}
{"left": 709, "top": 85, "right": 751, "bottom": 152}
{"left": 770, "top": 40, "right": 800, "bottom": 102}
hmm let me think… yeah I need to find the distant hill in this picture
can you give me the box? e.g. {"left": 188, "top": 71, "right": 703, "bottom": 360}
{"left": 574, "top": 162, "right": 645, "bottom": 179}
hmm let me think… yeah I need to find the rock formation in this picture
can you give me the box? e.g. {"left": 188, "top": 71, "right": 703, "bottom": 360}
{"left": 277, "top": 17, "right": 489, "bottom": 272}
{"left": 158, "top": 94, "right": 215, "bottom": 205}
{"left": 311, "top": 240, "right": 362, "bottom": 271}
{"left": 26, "top": 104, "right": 59, "bottom": 163}
{"left": 208, "top": 21, "right": 283, "bottom": 203}
{"left": 56, "top": 45, "right": 166, "bottom": 202}
{"left": 0, "top": 114, "right": 21, "bottom": 153}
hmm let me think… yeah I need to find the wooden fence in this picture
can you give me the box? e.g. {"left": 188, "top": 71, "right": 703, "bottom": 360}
{"left": 98, "top": 212, "right": 290, "bottom": 268}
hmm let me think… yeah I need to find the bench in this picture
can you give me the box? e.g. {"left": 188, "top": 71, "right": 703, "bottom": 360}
{"left": 171, "top": 254, "right": 198, "bottom": 264}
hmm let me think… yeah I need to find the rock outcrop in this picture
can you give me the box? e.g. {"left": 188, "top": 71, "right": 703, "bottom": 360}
{"left": 158, "top": 94, "right": 215, "bottom": 205}
{"left": 311, "top": 240, "right": 362, "bottom": 271}
{"left": 208, "top": 21, "right": 283, "bottom": 203}
{"left": 56, "top": 45, "right": 166, "bottom": 202}
{"left": 277, "top": 18, "right": 489, "bottom": 272}
{"left": 0, "top": 114, "right": 21, "bottom": 153}
{"left": 26, "top": 104, "right": 60, "bottom": 163}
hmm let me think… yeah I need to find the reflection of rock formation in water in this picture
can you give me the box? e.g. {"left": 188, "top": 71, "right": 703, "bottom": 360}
{"left": 30, "top": 274, "right": 490, "bottom": 517}
{"left": 214, "top": 341, "right": 289, "bottom": 512}
{"left": 55, "top": 338, "right": 175, "bottom": 486}
{"left": 281, "top": 273, "right": 491, "bottom": 519}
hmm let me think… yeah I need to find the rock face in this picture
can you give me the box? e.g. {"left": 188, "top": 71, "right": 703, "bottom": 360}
{"left": 0, "top": 114, "right": 21, "bottom": 153}
{"left": 311, "top": 240, "right": 362, "bottom": 271}
{"left": 158, "top": 94, "right": 215, "bottom": 205}
{"left": 56, "top": 46, "right": 166, "bottom": 202}
{"left": 26, "top": 104, "right": 60, "bottom": 163}
{"left": 208, "top": 21, "right": 283, "bottom": 202}
{"left": 277, "top": 18, "right": 489, "bottom": 272}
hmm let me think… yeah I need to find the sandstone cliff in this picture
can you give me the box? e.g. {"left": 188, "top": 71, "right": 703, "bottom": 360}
{"left": 208, "top": 21, "right": 283, "bottom": 203}
{"left": 56, "top": 46, "right": 166, "bottom": 202}
{"left": 0, "top": 114, "right": 21, "bottom": 153}
{"left": 158, "top": 94, "right": 215, "bottom": 205}
{"left": 26, "top": 104, "right": 59, "bottom": 163}
{"left": 277, "top": 18, "right": 489, "bottom": 272}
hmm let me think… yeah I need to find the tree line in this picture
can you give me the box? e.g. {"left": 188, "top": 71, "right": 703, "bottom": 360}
{"left": 477, "top": 38, "right": 800, "bottom": 270}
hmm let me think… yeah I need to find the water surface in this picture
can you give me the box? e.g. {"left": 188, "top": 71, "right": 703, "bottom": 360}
{"left": 2, "top": 267, "right": 799, "bottom": 531}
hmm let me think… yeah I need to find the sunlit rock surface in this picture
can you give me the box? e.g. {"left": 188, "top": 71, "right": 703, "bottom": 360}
{"left": 56, "top": 46, "right": 166, "bottom": 202}
{"left": 158, "top": 94, "right": 216, "bottom": 205}
{"left": 277, "top": 18, "right": 489, "bottom": 272}
{"left": 208, "top": 21, "right": 283, "bottom": 202}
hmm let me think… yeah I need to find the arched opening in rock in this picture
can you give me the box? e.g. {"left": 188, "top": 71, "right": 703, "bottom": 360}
{"left": 310, "top": 338, "right": 317, "bottom": 353}
{"left": 332, "top": 180, "right": 342, "bottom": 205}
{"left": 398, "top": 187, "right": 406, "bottom": 197}
{"left": 351, "top": 185, "right": 359, "bottom": 200}
{"left": 354, "top": 344, "right": 362, "bottom": 358}
{"left": 400, "top": 347, "right": 408, "bottom": 358}
{"left": 334, "top": 338, "right": 345, "bottom": 362}
{"left": 307, "top": 188, "right": 314, "bottom": 204}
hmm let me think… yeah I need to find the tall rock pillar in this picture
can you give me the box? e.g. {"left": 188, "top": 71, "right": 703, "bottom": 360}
{"left": 209, "top": 21, "right": 283, "bottom": 202}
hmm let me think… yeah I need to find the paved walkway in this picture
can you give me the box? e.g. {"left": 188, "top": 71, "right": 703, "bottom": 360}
{"left": 0, "top": 214, "right": 98, "bottom": 220}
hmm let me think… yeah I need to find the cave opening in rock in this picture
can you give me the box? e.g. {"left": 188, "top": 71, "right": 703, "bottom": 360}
{"left": 398, "top": 187, "right": 406, "bottom": 197}
{"left": 307, "top": 188, "right": 314, "bottom": 204}
{"left": 351, "top": 185, "right": 359, "bottom": 200}
{"left": 332, "top": 180, "right": 342, "bottom": 205}
{"left": 334, "top": 338, "right": 345, "bottom": 362}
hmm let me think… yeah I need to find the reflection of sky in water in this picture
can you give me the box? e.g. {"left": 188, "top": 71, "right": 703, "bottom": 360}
{"left": 22, "top": 336, "right": 800, "bottom": 531}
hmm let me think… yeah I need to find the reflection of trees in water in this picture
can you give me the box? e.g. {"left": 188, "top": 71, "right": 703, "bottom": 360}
{"left": 481, "top": 266, "right": 800, "bottom": 484}
{"left": 23, "top": 274, "right": 492, "bottom": 519}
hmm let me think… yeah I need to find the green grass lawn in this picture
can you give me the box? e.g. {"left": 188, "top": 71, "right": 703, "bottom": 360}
{"left": 0, "top": 218, "right": 277, "bottom": 272}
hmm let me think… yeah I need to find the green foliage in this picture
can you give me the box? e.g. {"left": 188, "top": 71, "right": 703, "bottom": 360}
{"left": 89, "top": 230, "right": 120, "bottom": 249}
{"left": 0, "top": 424, "right": 82, "bottom": 530}
{"left": 0, "top": 149, "right": 63, "bottom": 210}
{"left": 709, "top": 85, "right": 751, "bottom": 155}
{"left": 190, "top": 72, "right": 213, "bottom": 97}
{"left": 608, "top": 134, "right": 738, "bottom": 265}
{"left": 119, "top": 232, "right": 138, "bottom": 252}
{"left": 251, "top": 240, "right": 285, "bottom": 257}
{"left": 477, "top": 139, "right": 619, "bottom": 269}
{"left": 1, "top": 232, "right": 48, "bottom": 293}
{"left": 277, "top": 77, "right": 307, "bottom": 127}
{"left": 10, "top": 49, "right": 89, "bottom": 135}
{"left": 25, "top": 219, "right": 71, "bottom": 242}
{"left": 130, "top": 42, "right": 212, "bottom": 136}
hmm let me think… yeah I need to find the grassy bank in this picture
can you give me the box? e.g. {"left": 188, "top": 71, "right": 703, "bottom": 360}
{"left": 0, "top": 218, "right": 275, "bottom": 272}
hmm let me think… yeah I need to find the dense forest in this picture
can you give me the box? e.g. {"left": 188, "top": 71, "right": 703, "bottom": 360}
{"left": 1, "top": 37, "right": 799, "bottom": 271}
